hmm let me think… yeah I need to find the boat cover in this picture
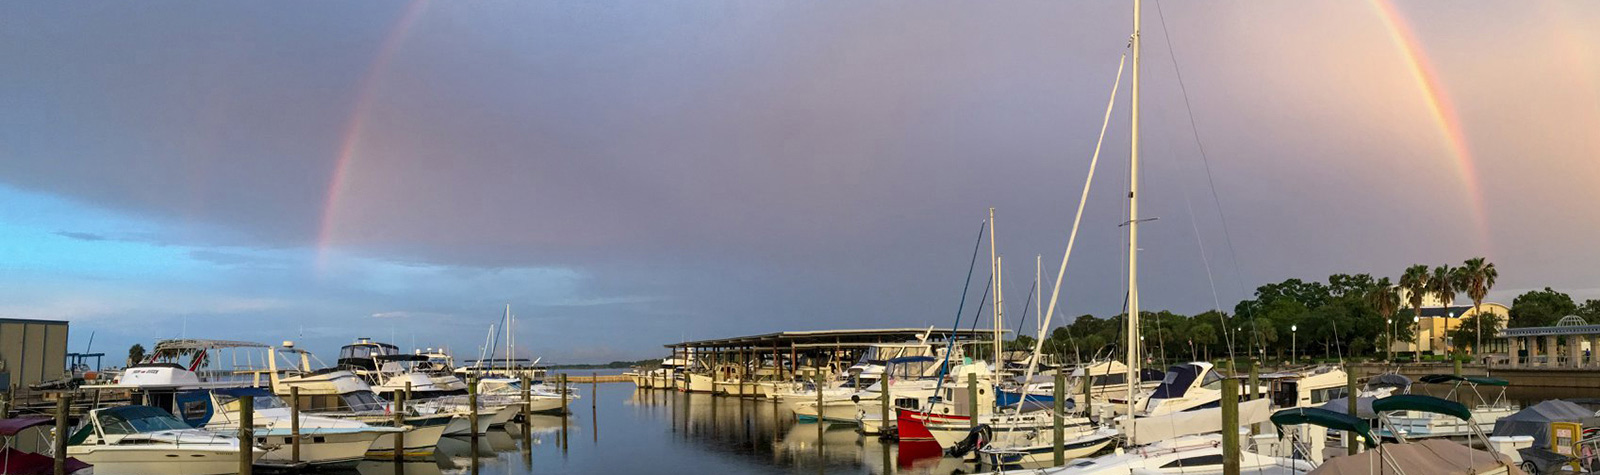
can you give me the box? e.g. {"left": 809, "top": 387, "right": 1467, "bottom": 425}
{"left": 1419, "top": 374, "right": 1510, "bottom": 386}
{"left": 1365, "top": 373, "right": 1411, "bottom": 391}
{"left": 1271, "top": 407, "right": 1377, "bottom": 448}
{"left": 1309, "top": 439, "right": 1525, "bottom": 475}
{"left": 1318, "top": 396, "right": 1378, "bottom": 419}
{"left": 1124, "top": 397, "right": 1271, "bottom": 445}
{"left": 1372, "top": 394, "right": 1471, "bottom": 421}
{"left": 1491, "top": 399, "right": 1600, "bottom": 449}
{"left": 0, "top": 418, "right": 52, "bottom": 437}
{"left": 0, "top": 447, "right": 92, "bottom": 475}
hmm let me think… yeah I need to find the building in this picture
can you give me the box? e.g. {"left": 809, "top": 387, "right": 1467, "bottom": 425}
{"left": 0, "top": 318, "right": 70, "bottom": 389}
{"left": 1387, "top": 302, "right": 1510, "bottom": 356}
{"left": 1499, "top": 315, "right": 1599, "bottom": 368}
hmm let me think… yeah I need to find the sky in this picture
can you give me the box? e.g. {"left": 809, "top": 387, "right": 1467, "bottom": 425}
{"left": 2, "top": 1, "right": 1598, "bottom": 363}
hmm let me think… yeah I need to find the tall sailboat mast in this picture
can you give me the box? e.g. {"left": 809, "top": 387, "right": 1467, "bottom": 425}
{"left": 1126, "top": 0, "right": 1143, "bottom": 421}
{"left": 988, "top": 207, "right": 1003, "bottom": 368}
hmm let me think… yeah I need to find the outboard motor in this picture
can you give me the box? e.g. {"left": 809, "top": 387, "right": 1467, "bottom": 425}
{"left": 945, "top": 424, "right": 993, "bottom": 457}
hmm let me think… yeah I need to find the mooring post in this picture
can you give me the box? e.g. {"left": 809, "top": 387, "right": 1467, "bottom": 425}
{"left": 469, "top": 377, "right": 480, "bottom": 444}
{"left": 1222, "top": 377, "right": 1240, "bottom": 475}
{"left": 239, "top": 395, "right": 254, "bottom": 475}
{"left": 814, "top": 373, "right": 824, "bottom": 423}
{"left": 1081, "top": 370, "right": 1093, "bottom": 419}
{"left": 1346, "top": 367, "right": 1359, "bottom": 455}
{"left": 880, "top": 372, "right": 891, "bottom": 437}
{"left": 290, "top": 386, "right": 301, "bottom": 464}
{"left": 1248, "top": 359, "right": 1260, "bottom": 435}
{"left": 560, "top": 374, "right": 570, "bottom": 414}
{"left": 1054, "top": 370, "right": 1066, "bottom": 465}
{"left": 520, "top": 374, "right": 531, "bottom": 423}
{"left": 396, "top": 382, "right": 410, "bottom": 463}
{"left": 54, "top": 394, "right": 71, "bottom": 475}
{"left": 1454, "top": 358, "right": 1463, "bottom": 377}
{"left": 967, "top": 373, "right": 978, "bottom": 430}
{"left": 592, "top": 372, "right": 598, "bottom": 410}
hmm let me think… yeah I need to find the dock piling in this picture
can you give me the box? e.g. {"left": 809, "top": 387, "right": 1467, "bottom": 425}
{"left": 396, "top": 382, "right": 409, "bottom": 464}
{"left": 967, "top": 373, "right": 978, "bottom": 430}
{"left": 1054, "top": 370, "right": 1065, "bottom": 465}
{"left": 880, "top": 373, "right": 890, "bottom": 437}
{"left": 290, "top": 386, "right": 301, "bottom": 464}
{"left": 239, "top": 395, "right": 254, "bottom": 475}
{"left": 1346, "top": 368, "right": 1358, "bottom": 455}
{"left": 1221, "top": 377, "right": 1239, "bottom": 475}
{"left": 54, "top": 394, "right": 71, "bottom": 475}
{"left": 1248, "top": 359, "right": 1260, "bottom": 435}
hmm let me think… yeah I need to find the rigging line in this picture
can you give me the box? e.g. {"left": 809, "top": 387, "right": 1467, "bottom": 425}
{"left": 1155, "top": 0, "right": 1243, "bottom": 362}
{"left": 1012, "top": 278, "right": 1037, "bottom": 341}
{"left": 932, "top": 220, "right": 989, "bottom": 400}
{"left": 1013, "top": 50, "right": 1127, "bottom": 416}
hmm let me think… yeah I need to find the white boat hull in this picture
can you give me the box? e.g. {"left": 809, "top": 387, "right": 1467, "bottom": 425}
{"left": 368, "top": 421, "right": 447, "bottom": 456}
{"left": 69, "top": 445, "right": 262, "bottom": 475}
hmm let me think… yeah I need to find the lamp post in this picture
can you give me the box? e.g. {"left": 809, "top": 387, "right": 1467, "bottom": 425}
{"left": 1414, "top": 315, "right": 1422, "bottom": 360}
{"left": 1291, "top": 325, "right": 1298, "bottom": 363}
{"left": 1386, "top": 318, "right": 1393, "bottom": 362}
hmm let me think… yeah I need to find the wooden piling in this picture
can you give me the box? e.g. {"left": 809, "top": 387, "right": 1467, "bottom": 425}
{"left": 395, "top": 382, "right": 409, "bottom": 464}
{"left": 1081, "top": 369, "right": 1092, "bottom": 419}
{"left": 967, "top": 373, "right": 978, "bottom": 430}
{"left": 1248, "top": 359, "right": 1260, "bottom": 435}
{"left": 1054, "top": 370, "right": 1065, "bottom": 465}
{"left": 1346, "top": 368, "right": 1359, "bottom": 455}
{"left": 469, "top": 377, "right": 481, "bottom": 443}
{"left": 290, "top": 386, "right": 301, "bottom": 464}
{"left": 54, "top": 395, "right": 70, "bottom": 475}
{"left": 1221, "top": 377, "right": 1239, "bottom": 475}
{"left": 239, "top": 395, "right": 254, "bottom": 475}
{"left": 880, "top": 372, "right": 890, "bottom": 437}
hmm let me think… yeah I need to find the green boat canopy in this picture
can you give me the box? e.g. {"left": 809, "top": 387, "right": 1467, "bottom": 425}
{"left": 1270, "top": 407, "right": 1378, "bottom": 448}
{"left": 1372, "top": 394, "right": 1472, "bottom": 421}
{"left": 1418, "top": 374, "right": 1509, "bottom": 386}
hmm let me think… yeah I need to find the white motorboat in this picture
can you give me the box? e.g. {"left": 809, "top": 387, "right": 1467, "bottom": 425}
{"left": 67, "top": 405, "right": 266, "bottom": 475}
{"left": 336, "top": 339, "right": 468, "bottom": 399}
{"left": 1374, "top": 374, "right": 1519, "bottom": 440}
{"left": 263, "top": 345, "right": 450, "bottom": 457}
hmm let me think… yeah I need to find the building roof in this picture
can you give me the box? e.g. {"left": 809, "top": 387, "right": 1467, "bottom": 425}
{"left": 1401, "top": 303, "right": 1506, "bottom": 319}
{"left": 666, "top": 328, "right": 1007, "bottom": 349}
{"left": 0, "top": 317, "right": 68, "bottom": 325}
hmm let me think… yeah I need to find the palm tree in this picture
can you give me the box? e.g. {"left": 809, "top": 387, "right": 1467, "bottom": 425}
{"left": 1367, "top": 278, "right": 1401, "bottom": 361}
{"left": 1430, "top": 265, "right": 1459, "bottom": 353}
{"left": 1461, "top": 257, "right": 1498, "bottom": 355}
{"left": 1399, "top": 265, "right": 1430, "bottom": 358}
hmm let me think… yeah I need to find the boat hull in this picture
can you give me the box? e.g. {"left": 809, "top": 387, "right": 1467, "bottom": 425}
{"left": 69, "top": 445, "right": 262, "bottom": 475}
{"left": 253, "top": 429, "right": 380, "bottom": 467}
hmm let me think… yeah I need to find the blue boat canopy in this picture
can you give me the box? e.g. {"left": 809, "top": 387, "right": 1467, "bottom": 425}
{"left": 887, "top": 356, "right": 937, "bottom": 365}
{"left": 211, "top": 387, "right": 274, "bottom": 397}
{"left": 1372, "top": 394, "right": 1472, "bottom": 421}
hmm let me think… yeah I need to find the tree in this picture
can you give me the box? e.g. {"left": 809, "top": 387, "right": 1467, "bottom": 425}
{"left": 1366, "top": 278, "right": 1401, "bottom": 361}
{"left": 1399, "top": 264, "right": 1431, "bottom": 355}
{"left": 1577, "top": 299, "right": 1600, "bottom": 322}
{"left": 1451, "top": 312, "right": 1504, "bottom": 354}
{"left": 127, "top": 343, "right": 146, "bottom": 366}
{"left": 1510, "top": 288, "right": 1576, "bottom": 327}
{"left": 1460, "top": 257, "right": 1498, "bottom": 353}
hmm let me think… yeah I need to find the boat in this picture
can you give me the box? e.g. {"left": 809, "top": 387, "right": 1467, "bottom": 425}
{"left": 66, "top": 405, "right": 264, "bottom": 475}
{"left": 261, "top": 344, "right": 451, "bottom": 457}
{"left": 1, "top": 417, "right": 92, "bottom": 475}
{"left": 1135, "top": 362, "right": 1265, "bottom": 417}
{"left": 85, "top": 339, "right": 398, "bottom": 468}
{"left": 336, "top": 339, "right": 468, "bottom": 400}
{"left": 1301, "top": 394, "right": 1522, "bottom": 474}
{"left": 1373, "top": 374, "right": 1518, "bottom": 439}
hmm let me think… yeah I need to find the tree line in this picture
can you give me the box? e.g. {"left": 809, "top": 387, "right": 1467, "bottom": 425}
{"left": 1022, "top": 257, "right": 1600, "bottom": 365}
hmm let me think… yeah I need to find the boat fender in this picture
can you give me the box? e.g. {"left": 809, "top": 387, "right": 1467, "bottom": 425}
{"left": 945, "top": 424, "right": 993, "bottom": 457}
{"left": 851, "top": 395, "right": 860, "bottom": 404}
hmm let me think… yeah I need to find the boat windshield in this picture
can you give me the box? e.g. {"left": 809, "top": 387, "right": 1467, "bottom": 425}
{"left": 97, "top": 406, "right": 192, "bottom": 435}
{"left": 1199, "top": 368, "right": 1224, "bottom": 390}
{"left": 1151, "top": 365, "right": 1201, "bottom": 399}
{"left": 217, "top": 393, "right": 289, "bottom": 411}
{"left": 341, "top": 391, "right": 387, "bottom": 412}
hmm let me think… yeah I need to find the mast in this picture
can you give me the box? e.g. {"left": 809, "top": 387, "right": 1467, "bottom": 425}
{"left": 988, "top": 207, "right": 1002, "bottom": 369}
{"left": 1127, "top": 0, "right": 1143, "bottom": 421}
{"left": 506, "top": 304, "right": 513, "bottom": 376}
{"left": 1036, "top": 255, "right": 1044, "bottom": 340}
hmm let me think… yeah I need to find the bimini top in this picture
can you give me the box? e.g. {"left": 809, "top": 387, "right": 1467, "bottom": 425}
{"left": 1270, "top": 407, "right": 1377, "bottom": 448}
{"left": 1419, "top": 374, "right": 1509, "bottom": 386}
{"left": 1372, "top": 394, "right": 1472, "bottom": 421}
{"left": 887, "top": 356, "right": 937, "bottom": 365}
{"left": 0, "top": 417, "right": 54, "bottom": 436}
{"left": 375, "top": 354, "right": 430, "bottom": 362}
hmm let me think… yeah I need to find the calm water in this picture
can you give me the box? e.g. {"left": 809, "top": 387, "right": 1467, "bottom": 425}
{"left": 329, "top": 373, "right": 1600, "bottom": 475}
{"left": 338, "top": 373, "right": 974, "bottom": 475}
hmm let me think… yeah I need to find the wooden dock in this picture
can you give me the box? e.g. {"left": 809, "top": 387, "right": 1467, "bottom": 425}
{"left": 558, "top": 373, "right": 633, "bottom": 384}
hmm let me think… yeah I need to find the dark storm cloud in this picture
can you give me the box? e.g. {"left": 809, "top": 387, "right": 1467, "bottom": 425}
{"left": 3, "top": 1, "right": 1599, "bottom": 360}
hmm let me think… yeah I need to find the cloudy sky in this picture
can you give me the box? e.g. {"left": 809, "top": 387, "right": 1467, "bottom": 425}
{"left": 2, "top": 1, "right": 1597, "bottom": 363}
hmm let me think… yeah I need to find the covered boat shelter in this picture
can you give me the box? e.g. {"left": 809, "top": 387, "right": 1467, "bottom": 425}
{"left": 661, "top": 328, "right": 1002, "bottom": 390}
{"left": 1498, "top": 315, "right": 1600, "bottom": 368}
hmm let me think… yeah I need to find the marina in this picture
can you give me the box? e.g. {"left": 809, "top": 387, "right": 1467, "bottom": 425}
{"left": 4, "top": 0, "right": 1599, "bottom": 474}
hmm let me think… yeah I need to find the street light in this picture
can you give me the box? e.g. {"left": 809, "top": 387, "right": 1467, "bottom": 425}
{"left": 1414, "top": 315, "right": 1422, "bottom": 360}
{"left": 1291, "top": 324, "right": 1298, "bottom": 363}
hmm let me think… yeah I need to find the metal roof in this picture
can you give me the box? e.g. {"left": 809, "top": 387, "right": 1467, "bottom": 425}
{"left": 665, "top": 327, "right": 1007, "bottom": 348}
{"left": 1500, "top": 324, "right": 1600, "bottom": 338}
{"left": 0, "top": 317, "right": 68, "bottom": 325}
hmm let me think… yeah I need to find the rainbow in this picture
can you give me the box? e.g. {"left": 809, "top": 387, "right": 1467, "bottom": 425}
{"left": 316, "top": 0, "right": 430, "bottom": 267}
{"left": 1368, "top": 0, "right": 1492, "bottom": 251}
